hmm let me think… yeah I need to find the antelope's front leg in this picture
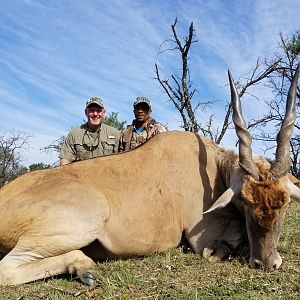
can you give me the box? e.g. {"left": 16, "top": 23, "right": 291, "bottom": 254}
{"left": 202, "top": 239, "right": 234, "bottom": 261}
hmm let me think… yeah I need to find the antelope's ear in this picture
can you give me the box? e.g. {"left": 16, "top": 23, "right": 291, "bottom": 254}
{"left": 204, "top": 182, "right": 241, "bottom": 214}
{"left": 288, "top": 180, "right": 300, "bottom": 203}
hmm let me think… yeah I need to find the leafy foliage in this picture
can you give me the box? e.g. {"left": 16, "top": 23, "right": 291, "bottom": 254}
{"left": 103, "top": 111, "right": 126, "bottom": 131}
{"left": 287, "top": 31, "right": 300, "bottom": 55}
{"left": 28, "top": 162, "right": 51, "bottom": 172}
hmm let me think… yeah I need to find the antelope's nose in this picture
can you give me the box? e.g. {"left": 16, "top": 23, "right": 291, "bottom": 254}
{"left": 251, "top": 255, "right": 282, "bottom": 271}
{"left": 253, "top": 259, "right": 264, "bottom": 269}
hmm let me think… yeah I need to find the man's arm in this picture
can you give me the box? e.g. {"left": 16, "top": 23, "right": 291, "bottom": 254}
{"left": 147, "top": 123, "right": 167, "bottom": 140}
{"left": 59, "top": 130, "right": 77, "bottom": 164}
{"left": 118, "top": 131, "right": 125, "bottom": 152}
{"left": 60, "top": 158, "right": 71, "bottom": 166}
{"left": 118, "top": 126, "right": 133, "bottom": 152}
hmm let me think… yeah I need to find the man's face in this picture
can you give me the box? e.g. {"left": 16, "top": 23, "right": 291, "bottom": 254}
{"left": 85, "top": 105, "right": 106, "bottom": 128}
{"left": 134, "top": 103, "right": 151, "bottom": 123}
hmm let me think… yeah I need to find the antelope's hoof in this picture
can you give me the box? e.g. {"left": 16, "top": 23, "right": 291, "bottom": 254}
{"left": 203, "top": 240, "right": 232, "bottom": 262}
{"left": 80, "top": 270, "right": 97, "bottom": 286}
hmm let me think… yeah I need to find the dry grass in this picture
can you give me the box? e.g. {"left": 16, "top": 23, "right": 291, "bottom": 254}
{"left": 1, "top": 203, "right": 299, "bottom": 300}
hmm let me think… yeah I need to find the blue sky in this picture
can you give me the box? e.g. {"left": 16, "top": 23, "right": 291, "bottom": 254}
{"left": 0, "top": 0, "right": 299, "bottom": 166}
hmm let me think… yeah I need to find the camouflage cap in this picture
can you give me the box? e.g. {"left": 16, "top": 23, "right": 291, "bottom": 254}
{"left": 133, "top": 97, "right": 151, "bottom": 109}
{"left": 86, "top": 97, "right": 105, "bottom": 108}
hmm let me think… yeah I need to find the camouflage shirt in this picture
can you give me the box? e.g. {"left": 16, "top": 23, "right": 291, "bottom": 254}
{"left": 119, "top": 117, "right": 167, "bottom": 151}
{"left": 59, "top": 123, "right": 120, "bottom": 162}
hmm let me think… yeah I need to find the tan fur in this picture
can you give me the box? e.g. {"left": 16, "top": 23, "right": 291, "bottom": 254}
{"left": 0, "top": 131, "right": 296, "bottom": 284}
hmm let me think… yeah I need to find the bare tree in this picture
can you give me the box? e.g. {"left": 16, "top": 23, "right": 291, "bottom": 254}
{"left": 249, "top": 31, "right": 300, "bottom": 177}
{"left": 155, "top": 18, "right": 282, "bottom": 144}
{"left": 155, "top": 18, "right": 201, "bottom": 133}
{"left": 0, "top": 131, "right": 30, "bottom": 187}
{"left": 41, "top": 135, "right": 65, "bottom": 155}
{"left": 39, "top": 135, "right": 64, "bottom": 167}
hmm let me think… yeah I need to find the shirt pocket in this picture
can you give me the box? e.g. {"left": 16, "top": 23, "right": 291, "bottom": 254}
{"left": 74, "top": 144, "right": 90, "bottom": 160}
{"left": 103, "top": 137, "right": 117, "bottom": 155}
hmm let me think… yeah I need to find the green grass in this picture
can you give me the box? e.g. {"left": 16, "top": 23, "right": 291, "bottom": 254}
{"left": 0, "top": 203, "right": 299, "bottom": 300}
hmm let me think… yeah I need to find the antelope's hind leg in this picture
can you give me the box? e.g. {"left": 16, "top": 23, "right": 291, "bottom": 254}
{"left": 0, "top": 247, "right": 97, "bottom": 285}
{"left": 0, "top": 185, "right": 110, "bottom": 285}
